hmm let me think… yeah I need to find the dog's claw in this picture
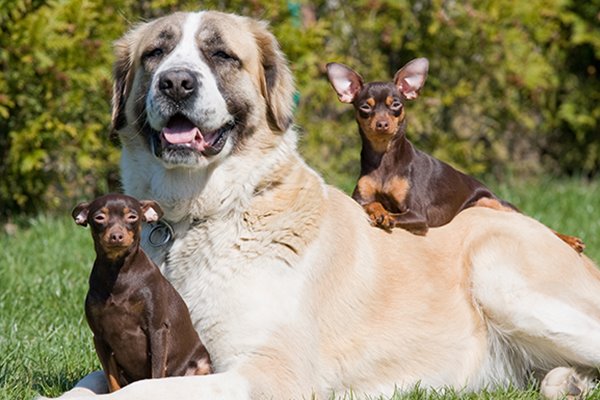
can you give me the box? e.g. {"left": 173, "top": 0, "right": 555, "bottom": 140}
{"left": 572, "top": 238, "right": 585, "bottom": 254}
{"left": 364, "top": 202, "right": 396, "bottom": 231}
{"left": 554, "top": 232, "right": 586, "bottom": 254}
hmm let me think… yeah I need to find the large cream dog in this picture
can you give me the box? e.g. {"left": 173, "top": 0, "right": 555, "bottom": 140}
{"left": 46, "top": 10, "right": 600, "bottom": 400}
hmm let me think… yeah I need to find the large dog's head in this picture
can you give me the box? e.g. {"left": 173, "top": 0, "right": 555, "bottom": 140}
{"left": 112, "top": 11, "right": 295, "bottom": 170}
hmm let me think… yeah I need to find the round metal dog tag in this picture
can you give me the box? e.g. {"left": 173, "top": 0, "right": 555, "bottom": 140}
{"left": 148, "top": 220, "right": 174, "bottom": 247}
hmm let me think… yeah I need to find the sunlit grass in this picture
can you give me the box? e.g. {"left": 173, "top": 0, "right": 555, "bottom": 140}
{"left": 1, "top": 179, "right": 599, "bottom": 399}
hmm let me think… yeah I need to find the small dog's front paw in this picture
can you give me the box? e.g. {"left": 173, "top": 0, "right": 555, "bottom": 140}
{"left": 372, "top": 214, "right": 395, "bottom": 231}
{"left": 364, "top": 203, "right": 395, "bottom": 231}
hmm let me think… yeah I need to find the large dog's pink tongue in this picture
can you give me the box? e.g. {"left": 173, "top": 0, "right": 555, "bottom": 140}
{"left": 162, "top": 115, "right": 202, "bottom": 145}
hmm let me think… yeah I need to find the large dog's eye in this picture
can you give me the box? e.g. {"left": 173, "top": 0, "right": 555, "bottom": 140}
{"left": 143, "top": 47, "right": 164, "bottom": 61}
{"left": 212, "top": 50, "right": 239, "bottom": 64}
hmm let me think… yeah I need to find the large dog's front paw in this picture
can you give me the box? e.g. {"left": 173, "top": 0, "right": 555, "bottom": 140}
{"left": 363, "top": 202, "right": 395, "bottom": 231}
{"left": 540, "top": 367, "right": 592, "bottom": 400}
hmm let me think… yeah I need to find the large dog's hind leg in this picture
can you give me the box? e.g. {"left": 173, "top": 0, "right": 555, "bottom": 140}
{"left": 470, "top": 231, "right": 600, "bottom": 396}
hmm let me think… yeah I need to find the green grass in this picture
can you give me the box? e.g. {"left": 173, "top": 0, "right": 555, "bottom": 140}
{"left": 1, "top": 179, "right": 599, "bottom": 400}
{"left": 0, "top": 216, "right": 100, "bottom": 399}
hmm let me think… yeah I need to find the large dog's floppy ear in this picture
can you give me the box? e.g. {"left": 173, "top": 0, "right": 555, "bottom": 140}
{"left": 394, "top": 58, "right": 429, "bottom": 100}
{"left": 326, "top": 63, "right": 364, "bottom": 104}
{"left": 111, "top": 25, "right": 144, "bottom": 136}
{"left": 72, "top": 202, "right": 90, "bottom": 227}
{"left": 251, "top": 20, "right": 295, "bottom": 133}
{"left": 111, "top": 38, "right": 131, "bottom": 135}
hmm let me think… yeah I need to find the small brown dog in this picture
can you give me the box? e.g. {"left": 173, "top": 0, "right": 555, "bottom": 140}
{"left": 326, "top": 59, "right": 584, "bottom": 253}
{"left": 73, "top": 193, "right": 211, "bottom": 392}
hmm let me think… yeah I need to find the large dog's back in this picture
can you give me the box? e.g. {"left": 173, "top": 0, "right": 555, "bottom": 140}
{"left": 295, "top": 186, "right": 600, "bottom": 394}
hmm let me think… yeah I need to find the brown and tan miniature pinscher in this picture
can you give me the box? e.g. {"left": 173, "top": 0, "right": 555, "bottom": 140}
{"left": 72, "top": 193, "right": 211, "bottom": 392}
{"left": 326, "top": 59, "right": 584, "bottom": 253}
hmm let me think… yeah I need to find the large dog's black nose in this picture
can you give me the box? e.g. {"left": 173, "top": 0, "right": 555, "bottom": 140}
{"left": 158, "top": 69, "right": 198, "bottom": 101}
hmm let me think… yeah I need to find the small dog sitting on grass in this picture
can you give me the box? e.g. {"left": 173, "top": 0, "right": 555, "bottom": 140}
{"left": 326, "top": 59, "right": 584, "bottom": 253}
{"left": 72, "top": 193, "right": 211, "bottom": 392}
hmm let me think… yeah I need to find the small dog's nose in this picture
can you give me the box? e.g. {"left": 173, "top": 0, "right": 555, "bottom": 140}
{"left": 109, "top": 231, "right": 125, "bottom": 244}
{"left": 158, "top": 69, "right": 198, "bottom": 101}
{"left": 376, "top": 120, "right": 389, "bottom": 131}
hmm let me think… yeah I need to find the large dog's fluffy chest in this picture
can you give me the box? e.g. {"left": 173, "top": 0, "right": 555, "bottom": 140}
{"left": 145, "top": 199, "right": 313, "bottom": 372}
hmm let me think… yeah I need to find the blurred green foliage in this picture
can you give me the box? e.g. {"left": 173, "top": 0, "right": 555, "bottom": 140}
{"left": 1, "top": 0, "right": 599, "bottom": 218}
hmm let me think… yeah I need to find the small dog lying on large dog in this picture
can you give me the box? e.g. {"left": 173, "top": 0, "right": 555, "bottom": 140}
{"left": 326, "top": 59, "right": 585, "bottom": 253}
{"left": 40, "top": 9, "right": 600, "bottom": 400}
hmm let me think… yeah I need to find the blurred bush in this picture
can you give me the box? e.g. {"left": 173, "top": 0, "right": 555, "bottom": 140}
{"left": 1, "top": 0, "right": 598, "bottom": 218}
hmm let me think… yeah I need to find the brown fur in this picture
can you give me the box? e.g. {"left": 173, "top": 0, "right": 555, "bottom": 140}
{"left": 72, "top": 194, "right": 211, "bottom": 391}
{"left": 46, "top": 11, "right": 600, "bottom": 400}
{"left": 326, "top": 60, "right": 585, "bottom": 253}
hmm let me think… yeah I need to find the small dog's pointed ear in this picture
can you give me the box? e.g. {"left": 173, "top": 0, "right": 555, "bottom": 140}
{"left": 139, "top": 200, "right": 164, "bottom": 223}
{"left": 394, "top": 58, "right": 429, "bottom": 100}
{"left": 72, "top": 203, "right": 90, "bottom": 227}
{"left": 326, "top": 63, "right": 364, "bottom": 103}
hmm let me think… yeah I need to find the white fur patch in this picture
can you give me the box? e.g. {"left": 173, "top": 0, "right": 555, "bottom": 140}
{"left": 143, "top": 207, "right": 159, "bottom": 223}
{"left": 146, "top": 12, "right": 232, "bottom": 132}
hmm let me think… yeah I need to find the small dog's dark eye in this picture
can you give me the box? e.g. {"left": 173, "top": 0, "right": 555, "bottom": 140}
{"left": 94, "top": 214, "right": 106, "bottom": 224}
{"left": 126, "top": 214, "right": 138, "bottom": 222}
{"left": 359, "top": 104, "right": 372, "bottom": 113}
{"left": 143, "top": 48, "right": 164, "bottom": 60}
{"left": 390, "top": 101, "right": 402, "bottom": 110}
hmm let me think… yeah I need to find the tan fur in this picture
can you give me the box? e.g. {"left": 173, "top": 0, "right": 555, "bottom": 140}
{"left": 106, "top": 355, "right": 121, "bottom": 392}
{"left": 358, "top": 117, "right": 392, "bottom": 153}
{"left": 383, "top": 176, "right": 410, "bottom": 205}
{"left": 357, "top": 109, "right": 403, "bottom": 153}
{"left": 45, "top": 10, "right": 600, "bottom": 400}
{"left": 474, "top": 196, "right": 515, "bottom": 212}
{"left": 356, "top": 175, "right": 378, "bottom": 200}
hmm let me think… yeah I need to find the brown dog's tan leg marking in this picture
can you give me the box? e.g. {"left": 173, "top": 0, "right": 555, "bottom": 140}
{"left": 106, "top": 353, "right": 122, "bottom": 392}
{"left": 473, "top": 197, "right": 515, "bottom": 212}
{"left": 356, "top": 175, "right": 379, "bottom": 200}
{"left": 474, "top": 197, "right": 585, "bottom": 254}
{"left": 106, "top": 355, "right": 121, "bottom": 393}
{"left": 383, "top": 176, "right": 410, "bottom": 207}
